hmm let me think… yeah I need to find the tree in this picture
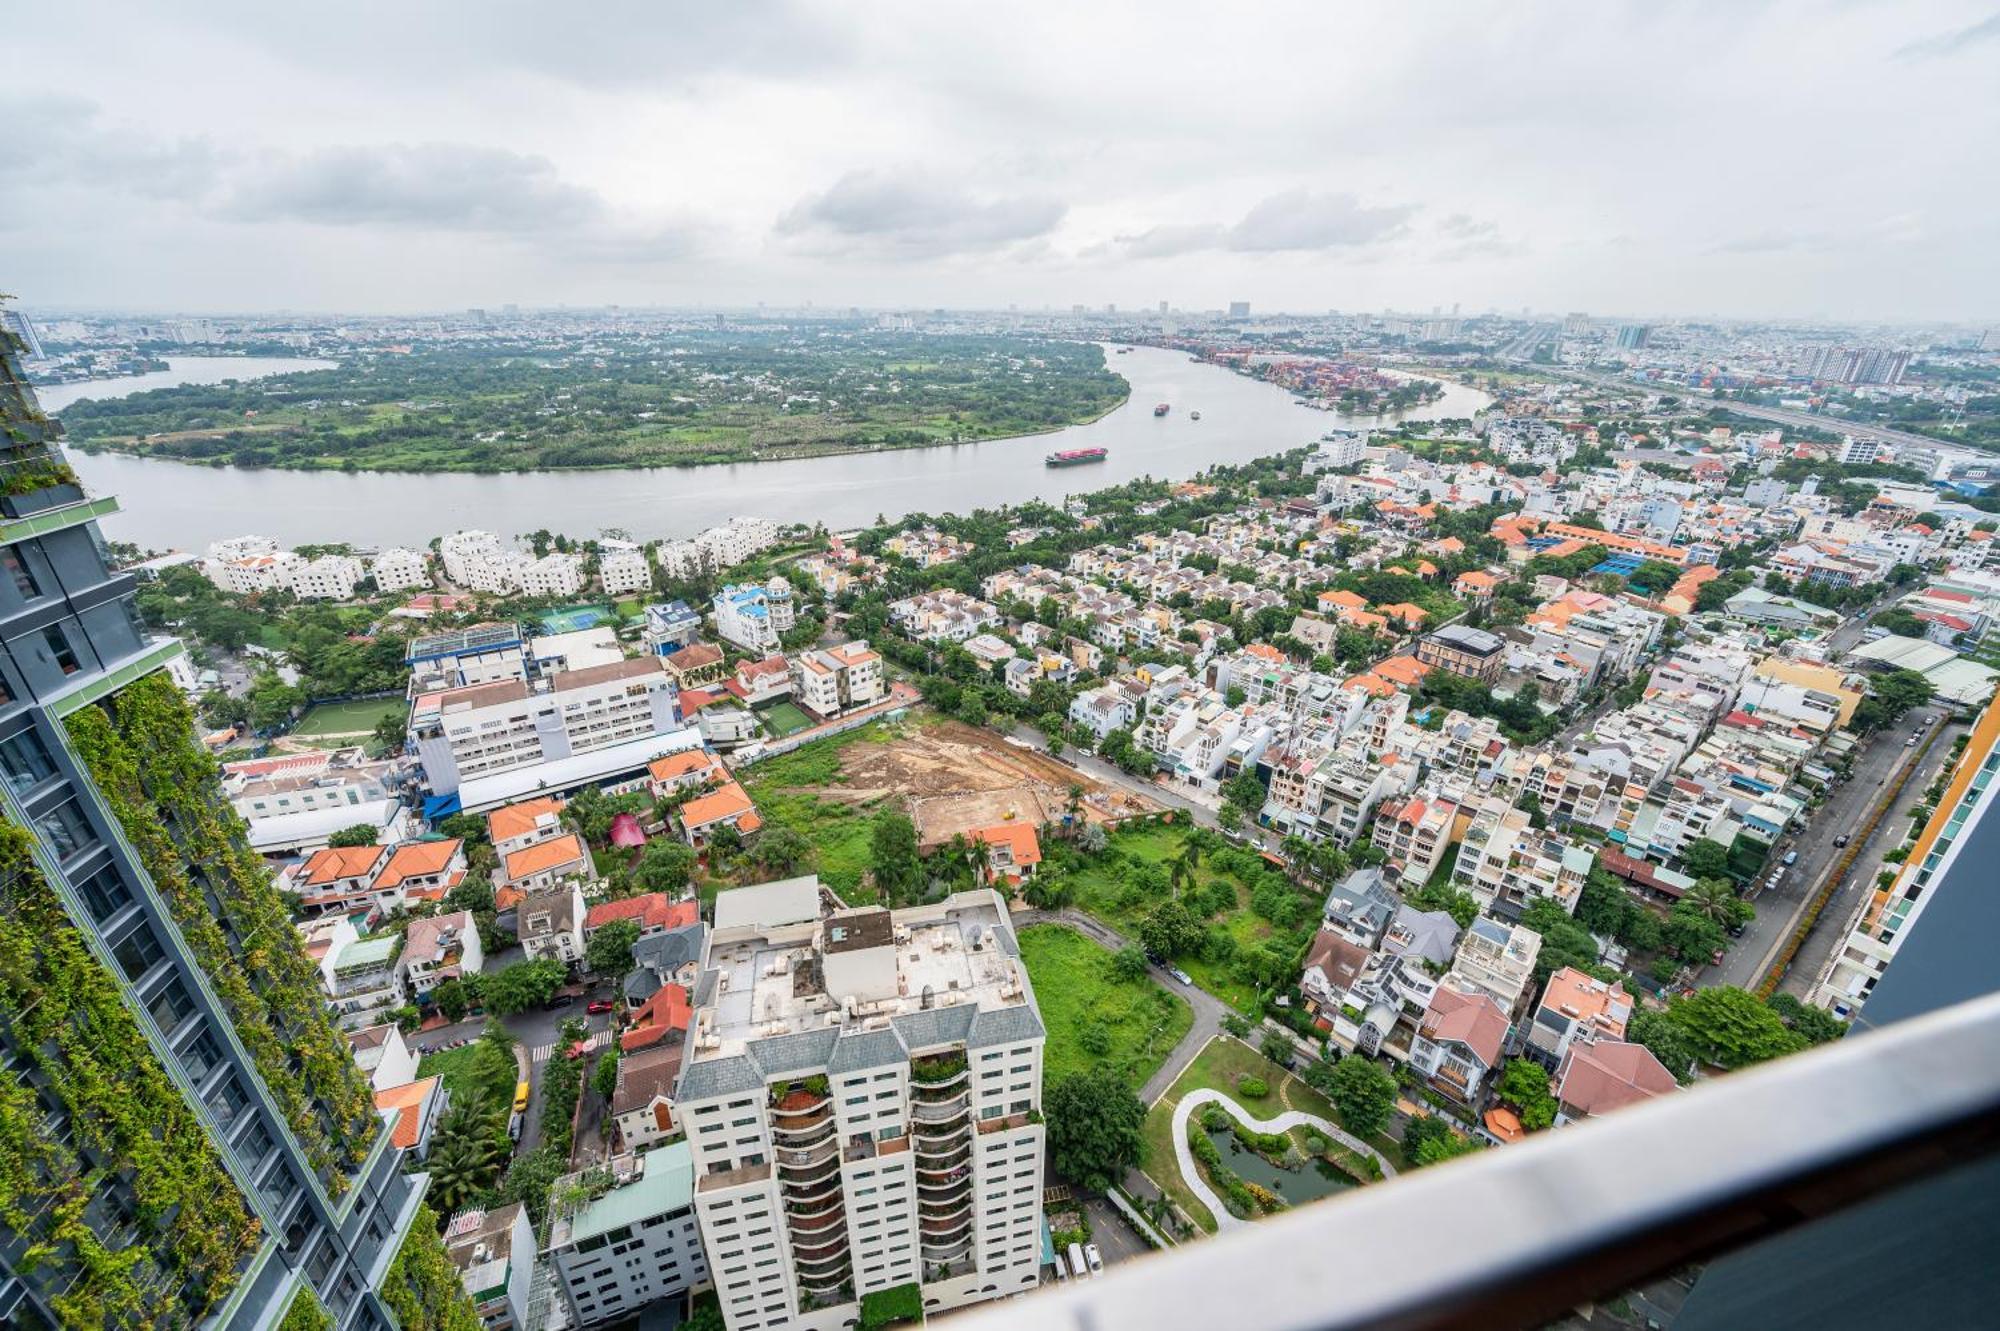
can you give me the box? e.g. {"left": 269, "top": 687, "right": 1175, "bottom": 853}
{"left": 1495, "top": 1059, "right": 1558, "bottom": 1132}
{"left": 1168, "top": 834, "right": 1204, "bottom": 895}
{"left": 585, "top": 919, "right": 642, "bottom": 981}
{"left": 1325, "top": 1055, "right": 1397, "bottom": 1139}
{"left": 1766, "top": 992, "right": 1849, "bottom": 1046}
{"left": 1667, "top": 986, "right": 1808, "bottom": 1070}
{"left": 425, "top": 1101, "right": 511, "bottom": 1214}
{"left": 1046, "top": 1067, "right": 1146, "bottom": 1191}
{"left": 591, "top": 1050, "right": 620, "bottom": 1101}
{"left": 326, "top": 823, "right": 380, "bottom": 848}
{"left": 1223, "top": 770, "right": 1267, "bottom": 818}
{"left": 751, "top": 826, "right": 813, "bottom": 877}
{"left": 1682, "top": 878, "right": 1743, "bottom": 926}
{"left": 1259, "top": 1030, "right": 1295, "bottom": 1067}
{"left": 1110, "top": 944, "right": 1150, "bottom": 983}
{"left": 1138, "top": 899, "right": 1202, "bottom": 959}
{"left": 1404, "top": 1116, "right": 1484, "bottom": 1168}
{"left": 432, "top": 977, "right": 471, "bottom": 1023}
{"left": 482, "top": 958, "right": 568, "bottom": 1016}
{"left": 1517, "top": 899, "right": 1603, "bottom": 983}
{"left": 1853, "top": 668, "right": 1934, "bottom": 732}
{"left": 1679, "top": 838, "right": 1732, "bottom": 881}
{"left": 634, "top": 841, "right": 696, "bottom": 895}
{"left": 870, "top": 810, "right": 922, "bottom": 901}
{"left": 1627, "top": 1008, "right": 1699, "bottom": 1085}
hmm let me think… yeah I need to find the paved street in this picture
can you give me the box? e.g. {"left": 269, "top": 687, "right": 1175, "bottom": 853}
{"left": 410, "top": 997, "right": 613, "bottom": 1158}
{"left": 1776, "top": 712, "right": 1961, "bottom": 999}
{"left": 1709, "top": 705, "right": 1943, "bottom": 992}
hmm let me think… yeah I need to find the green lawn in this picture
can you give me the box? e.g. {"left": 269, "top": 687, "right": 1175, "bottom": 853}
{"left": 759, "top": 701, "right": 815, "bottom": 738}
{"left": 417, "top": 1042, "right": 516, "bottom": 1112}
{"left": 1064, "top": 825, "right": 1290, "bottom": 1011}
{"left": 292, "top": 696, "right": 404, "bottom": 737}
{"left": 1139, "top": 1037, "right": 1399, "bottom": 1234}
{"left": 1018, "top": 924, "right": 1192, "bottom": 1090}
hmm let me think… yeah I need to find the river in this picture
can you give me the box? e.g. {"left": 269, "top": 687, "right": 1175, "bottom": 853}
{"left": 48, "top": 346, "right": 1489, "bottom": 551}
{"left": 31, "top": 355, "right": 339, "bottom": 414}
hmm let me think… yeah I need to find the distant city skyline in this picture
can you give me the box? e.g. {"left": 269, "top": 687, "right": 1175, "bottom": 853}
{"left": 5, "top": 2, "right": 1998, "bottom": 320}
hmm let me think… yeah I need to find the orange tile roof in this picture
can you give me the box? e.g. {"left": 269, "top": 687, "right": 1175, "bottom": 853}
{"left": 1319, "top": 589, "right": 1368, "bottom": 611}
{"left": 648, "top": 749, "right": 722, "bottom": 784}
{"left": 504, "top": 832, "right": 588, "bottom": 881}
{"left": 375, "top": 1076, "right": 442, "bottom": 1149}
{"left": 622, "top": 983, "right": 693, "bottom": 1052}
{"left": 1370, "top": 655, "right": 1433, "bottom": 689}
{"left": 1343, "top": 673, "right": 1396, "bottom": 698}
{"left": 681, "top": 780, "right": 756, "bottom": 829}
{"left": 488, "top": 796, "right": 565, "bottom": 845}
{"left": 585, "top": 893, "right": 699, "bottom": 933}
{"left": 300, "top": 844, "right": 388, "bottom": 887}
{"left": 1243, "top": 643, "right": 1287, "bottom": 663}
{"left": 973, "top": 822, "right": 1042, "bottom": 868}
{"left": 377, "top": 839, "right": 463, "bottom": 890}
{"left": 1456, "top": 570, "right": 1500, "bottom": 590}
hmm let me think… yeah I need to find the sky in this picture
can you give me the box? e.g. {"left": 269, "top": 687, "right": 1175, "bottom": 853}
{"left": 5, "top": 1, "right": 1998, "bottom": 321}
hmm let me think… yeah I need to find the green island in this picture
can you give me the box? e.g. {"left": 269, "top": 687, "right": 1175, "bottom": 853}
{"left": 55, "top": 331, "right": 1129, "bottom": 473}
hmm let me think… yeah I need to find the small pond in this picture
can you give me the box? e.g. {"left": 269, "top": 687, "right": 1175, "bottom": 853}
{"left": 1206, "top": 1125, "right": 1357, "bottom": 1204}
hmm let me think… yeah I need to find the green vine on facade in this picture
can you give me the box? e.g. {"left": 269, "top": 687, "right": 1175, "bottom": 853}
{"left": 381, "top": 1204, "right": 483, "bottom": 1331}
{"left": 276, "top": 1284, "right": 335, "bottom": 1331}
{"left": 65, "top": 674, "right": 377, "bottom": 1195}
{"left": 0, "top": 822, "right": 261, "bottom": 1327}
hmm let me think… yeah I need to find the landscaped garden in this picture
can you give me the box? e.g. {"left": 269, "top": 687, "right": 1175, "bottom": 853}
{"left": 291, "top": 695, "right": 405, "bottom": 737}
{"left": 1049, "top": 824, "right": 1319, "bottom": 1012}
{"left": 1140, "top": 1038, "right": 1396, "bottom": 1233}
{"left": 1018, "top": 924, "right": 1193, "bottom": 1088}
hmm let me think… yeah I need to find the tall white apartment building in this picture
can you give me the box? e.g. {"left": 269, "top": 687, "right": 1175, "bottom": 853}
{"left": 793, "top": 642, "right": 885, "bottom": 718}
{"left": 681, "top": 880, "right": 1046, "bottom": 1331}
{"left": 713, "top": 579, "right": 798, "bottom": 653}
{"left": 291, "top": 553, "right": 365, "bottom": 600}
{"left": 410, "top": 656, "right": 685, "bottom": 795}
{"left": 371, "top": 547, "right": 431, "bottom": 592}
{"left": 546, "top": 1145, "right": 709, "bottom": 1328}
{"left": 658, "top": 516, "right": 783, "bottom": 578}
{"left": 600, "top": 547, "right": 653, "bottom": 596}
{"left": 440, "top": 530, "right": 518, "bottom": 592}
{"left": 518, "top": 551, "right": 586, "bottom": 597}
{"left": 204, "top": 535, "right": 300, "bottom": 594}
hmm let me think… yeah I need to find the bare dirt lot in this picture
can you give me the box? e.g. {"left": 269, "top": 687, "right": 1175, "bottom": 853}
{"left": 770, "top": 717, "right": 1159, "bottom": 830}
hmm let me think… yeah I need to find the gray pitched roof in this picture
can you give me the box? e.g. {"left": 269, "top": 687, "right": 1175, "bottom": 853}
{"left": 677, "top": 1053, "right": 762, "bottom": 1102}
{"left": 624, "top": 968, "right": 663, "bottom": 1004}
{"left": 751, "top": 1027, "right": 841, "bottom": 1079}
{"left": 828, "top": 1026, "right": 908, "bottom": 1076}
{"left": 968, "top": 1004, "right": 1045, "bottom": 1049}
{"left": 634, "top": 922, "right": 706, "bottom": 976}
{"left": 891, "top": 1005, "right": 976, "bottom": 1053}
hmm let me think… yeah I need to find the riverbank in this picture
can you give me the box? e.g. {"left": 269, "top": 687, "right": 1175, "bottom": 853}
{"left": 67, "top": 345, "right": 1491, "bottom": 550}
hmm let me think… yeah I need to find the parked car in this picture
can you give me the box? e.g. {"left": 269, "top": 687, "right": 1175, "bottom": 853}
{"left": 1783, "top": 850, "right": 1799, "bottom": 866}
{"left": 1068, "top": 1243, "right": 1090, "bottom": 1281}
{"left": 1170, "top": 967, "right": 1193, "bottom": 986}
{"left": 586, "top": 999, "right": 616, "bottom": 1014}
{"left": 1834, "top": 834, "right": 1850, "bottom": 848}
{"left": 1084, "top": 1243, "right": 1104, "bottom": 1275}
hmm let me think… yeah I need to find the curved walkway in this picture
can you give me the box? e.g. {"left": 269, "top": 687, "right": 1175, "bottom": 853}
{"left": 1170, "top": 1089, "right": 1399, "bottom": 1231}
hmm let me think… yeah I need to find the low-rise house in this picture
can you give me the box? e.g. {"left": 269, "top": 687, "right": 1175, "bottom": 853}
{"left": 487, "top": 795, "right": 567, "bottom": 861}
{"left": 583, "top": 892, "right": 699, "bottom": 945}
{"left": 663, "top": 641, "right": 728, "bottom": 689}
{"left": 403, "top": 909, "right": 484, "bottom": 998}
{"left": 1447, "top": 916, "right": 1543, "bottom": 1022}
{"left": 971, "top": 822, "right": 1042, "bottom": 888}
{"left": 500, "top": 831, "right": 591, "bottom": 895}
{"left": 621, "top": 979, "right": 695, "bottom": 1052}
{"left": 677, "top": 779, "right": 762, "bottom": 847}
{"left": 347, "top": 1023, "right": 419, "bottom": 1094}
{"left": 1371, "top": 796, "right": 1460, "bottom": 886}
{"left": 1321, "top": 867, "right": 1402, "bottom": 949}
{"left": 375, "top": 1075, "right": 447, "bottom": 1160}
{"left": 518, "top": 883, "right": 587, "bottom": 967}
{"left": 326, "top": 933, "right": 405, "bottom": 1029}
{"left": 443, "top": 1203, "right": 536, "bottom": 1331}
{"left": 1409, "top": 982, "right": 1508, "bottom": 1106}
{"left": 625, "top": 932, "right": 705, "bottom": 1016}
{"left": 1068, "top": 683, "right": 1136, "bottom": 740}
{"left": 1554, "top": 1038, "right": 1678, "bottom": 1125}
{"left": 731, "top": 654, "right": 794, "bottom": 705}
{"left": 609, "top": 1042, "right": 686, "bottom": 1153}
{"left": 644, "top": 600, "right": 705, "bottom": 656}
{"left": 1300, "top": 929, "right": 1373, "bottom": 1024}
{"left": 1381, "top": 904, "right": 1461, "bottom": 970}
{"left": 792, "top": 641, "right": 885, "bottom": 717}
{"left": 1525, "top": 967, "right": 1633, "bottom": 1070}
{"left": 648, "top": 747, "right": 726, "bottom": 798}
{"left": 1416, "top": 625, "right": 1506, "bottom": 685}
{"left": 374, "top": 839, "right": 468, "bottom": 908}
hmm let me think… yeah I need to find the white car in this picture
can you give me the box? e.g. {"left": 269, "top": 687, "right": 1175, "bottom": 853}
{"left": 1085, "top": 1243, "right": 1104, "bottom": 1275}
{"left": 1170, "top": 967, "right": 1193, "bottom": 986}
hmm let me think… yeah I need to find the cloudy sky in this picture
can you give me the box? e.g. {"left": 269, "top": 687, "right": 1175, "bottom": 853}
{"left": 6, "top": 1, "right": 1997, "bottom": 320}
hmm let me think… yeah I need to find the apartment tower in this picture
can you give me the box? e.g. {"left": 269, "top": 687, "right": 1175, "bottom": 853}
{"left": 0, "top": 326, "right": 441, "bottom": 1327}
{"left": 678, "top": 879, "right": 1046, "bottom": 1331}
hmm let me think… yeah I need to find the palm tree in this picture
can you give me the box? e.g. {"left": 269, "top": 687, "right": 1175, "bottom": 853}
{"left": 1169, "top": 833, "right": 1203, "bottom": 895}
{"left": 1684, "top": 877, "right": 1739, "bottom": 924}
{"left": 425, "top": 1105, "right": 510, "bottom": 1213}
{"left": 1279, "top": 835, "right": 1314, "bottom": 884}
{"left": 1064, "top": 784, "right": 1086, "bottom": 838}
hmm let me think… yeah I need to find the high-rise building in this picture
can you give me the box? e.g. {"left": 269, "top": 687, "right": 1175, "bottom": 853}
{"left": 0, "top": 307, "right": 44, "bottom": 359}
{"left": 1615, "top": 324, "right": 1651, "bottom": 350}
{"left": 1229, "top": 301, "right": 1251, "bottom": 319}
{"left": 0, "top": 329, "right": 453, "bottom": 1325}
{"left": 679, "top": 879, "right": 1047, "bottom": 1331}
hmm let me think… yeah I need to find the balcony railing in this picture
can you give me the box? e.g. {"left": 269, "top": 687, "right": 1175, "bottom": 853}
{"left": 947, "top": 989, "right": 2000, "bottom": 1331}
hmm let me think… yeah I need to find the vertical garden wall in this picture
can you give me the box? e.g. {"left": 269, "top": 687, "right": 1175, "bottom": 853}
{"left": 380, "top": 1205, "right": 482, "bottom": 1331}
{"left": 64, "top": 673, "right": 378, "bottom": 1194}
{"left": 0, "top": 821, "right": 261, "bottom": 1327}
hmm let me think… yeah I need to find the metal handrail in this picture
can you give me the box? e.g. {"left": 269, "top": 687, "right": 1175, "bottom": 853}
{"left": 950, "top": 989, "right": 2000, "bottom": 1331}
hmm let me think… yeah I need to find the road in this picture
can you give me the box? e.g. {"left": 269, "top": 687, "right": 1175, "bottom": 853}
{"left": 1776, "top": 713, "right": 1960, "bottom": 1000}
{"left": 1708, "top": 705, "right": 1942, "bottom": 992}
{"left": 410, "top": 996, "right": 613, "bottom": 1158}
